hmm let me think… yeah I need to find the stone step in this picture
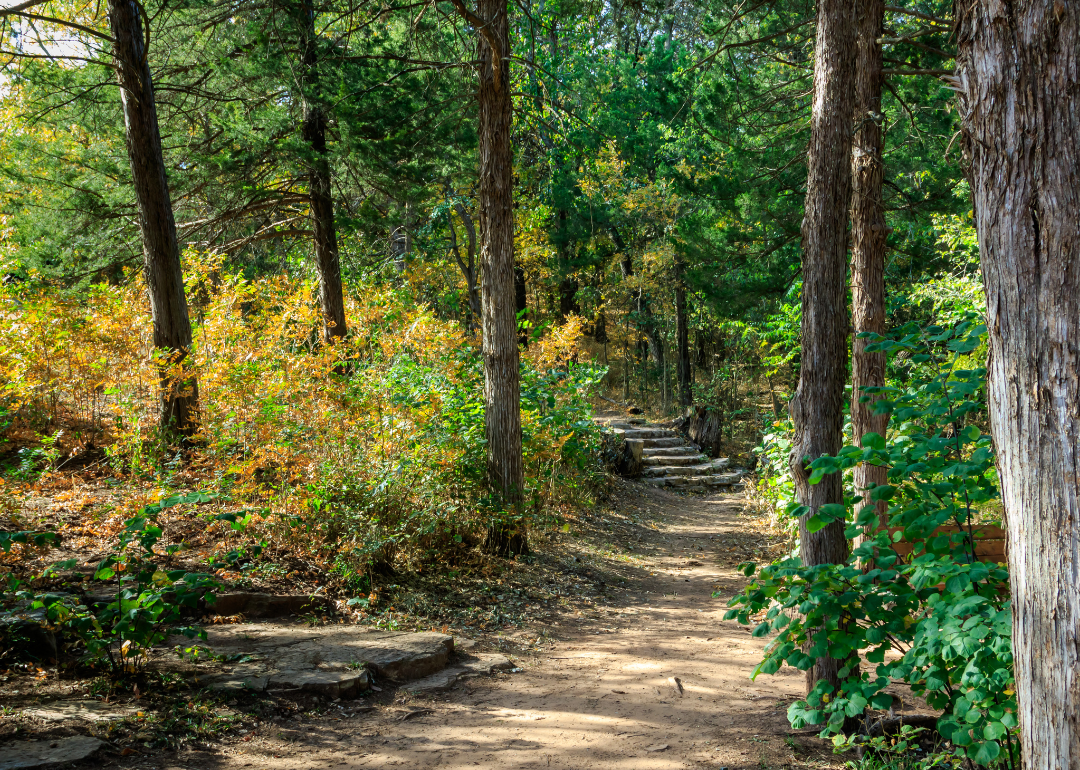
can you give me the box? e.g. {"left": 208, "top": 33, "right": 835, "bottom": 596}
{"left": 642, "top": 445, "right": 700, "bottom": 457}
{"left": 645, "top": 473, "right": 743, "bottom": 489}
{"left": 404, "top": 654, "right": 515, "bottom": 693}
{"left": 642, "top": 436, "right": 684, "bottom": 448}
{"left": 643, "top": 460, "right": 732, "bottom": 478}
{"left": 595, "top": 419, "right": 637, "bottom": 430}
{"left": 616, "top": 428, "right": 677, "bottom": 440}
{"left": 700, "top": 473, "right": 743, "bottom": 486}
{"left": 644, "top": 454, "right": 707, "bottom": 467}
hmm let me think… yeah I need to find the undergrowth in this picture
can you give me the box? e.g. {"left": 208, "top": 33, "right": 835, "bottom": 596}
{"left": 0, "top": 252, "right": 607, "bottom": 612}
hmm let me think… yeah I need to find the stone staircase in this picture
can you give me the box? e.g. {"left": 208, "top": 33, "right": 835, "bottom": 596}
{"left": 597, "top": 417, "right": 745, "bottom": 492}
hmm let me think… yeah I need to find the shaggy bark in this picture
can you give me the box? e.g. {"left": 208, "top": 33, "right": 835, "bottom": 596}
{"left": 850, "top": 0, "right": 888, "bottom": 543}
{"left": 457, "top": 0, "right": 527, "bottom": 556}
{"left": 298, "top": 0, "right": 346, "bottom": 342}
{"left": 788, "top": 0, "right": 856, "bottom": 696}
{"left": 955, "top": 2, "right": 1080, "bottom": 766}
{"left": 108, "top": 0, "right": 198, "bottom": 436}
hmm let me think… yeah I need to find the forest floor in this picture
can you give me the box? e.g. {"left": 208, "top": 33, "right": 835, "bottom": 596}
{"left": 124, "top": 482, "right": 843, "bottom": 770}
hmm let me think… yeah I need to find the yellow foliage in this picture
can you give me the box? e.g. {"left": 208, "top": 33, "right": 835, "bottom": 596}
{"left": 0, "top": 253, "right": 601, "bottom": 573}
{"left": 525, "top": 315, "right": 587, "bottom": 371}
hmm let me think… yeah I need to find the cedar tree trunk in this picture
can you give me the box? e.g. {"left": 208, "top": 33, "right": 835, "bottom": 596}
{"left": 850, "top": 0, "right": 888, "bottom": 542}
{"left": 299, "top": 0, "right": 346, "bottom": 342}
{"left": 474, "top": 0, "right": 527, "bottom": 556}
{"left": 788, "top": 0, "right": 856, "bottom": 696}
{"left": 955, "top": 2, "right": 1080, "bottom": 767}
{"left": 108, "top": 0, "right": 198, "bottom": 436}
{"left": 675, "top": 257, "right": 692, "bottom": 409}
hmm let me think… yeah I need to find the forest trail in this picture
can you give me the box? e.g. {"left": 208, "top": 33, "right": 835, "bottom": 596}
{"left": 165, "top": 488, "right": 831, "bottom": 770}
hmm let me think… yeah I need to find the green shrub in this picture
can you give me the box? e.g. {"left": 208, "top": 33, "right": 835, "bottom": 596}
{"left": 4, "top": 492, "right": 221, "bottom": 677}
{"left": 726, "top": 316, "right": 1017, "bottom": 769}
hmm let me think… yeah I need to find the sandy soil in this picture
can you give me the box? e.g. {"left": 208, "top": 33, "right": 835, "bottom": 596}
{"left": 138, "top": 487, "right": 840, "bottom": 770}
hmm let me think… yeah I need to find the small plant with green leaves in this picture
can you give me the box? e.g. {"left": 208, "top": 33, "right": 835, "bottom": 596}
{"left": 8, "top": 492, "right": 223, "bottom": 677}
{"left": 726, "top": 317, "right": 1017, "bottom": 769}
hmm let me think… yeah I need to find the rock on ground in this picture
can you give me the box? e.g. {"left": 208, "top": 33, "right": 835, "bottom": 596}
{"left": 0, "top": 736, "right": 105, "bottom": 770}
{"left": 207, "top": 592, "right": 332, "bottom": 619}
{"left": 23, "top": 700, "right": 135, "bottom": 723}
{"left": 179, "top": 623, "right": 455, "bottom": 698}
{"left": 404, "top": 654, "right": 516, "bottom": 693}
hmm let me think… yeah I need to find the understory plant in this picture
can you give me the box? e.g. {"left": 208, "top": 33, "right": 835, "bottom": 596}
{"left": 726, "top": 317, "right": 1017, "bottom": 768}
{"left": 0, "top": 256, "right": 605, "bottom": 583}
{"left": 4, "top": 492, "right": 221, "bottom": 676}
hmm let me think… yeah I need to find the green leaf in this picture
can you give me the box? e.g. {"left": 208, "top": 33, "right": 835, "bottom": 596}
{"left": 818, "top": 503, "right": 847, "bottom": 521}
{"left": 861, "top": 432, "right": 886, "bottom": 451}
{"left": 970, "top": 739, "right": 1001, "bottom": 765}
{"left": 754, "top": 658, "right": 781, "bottom": 677}
{"left": 869, "top": 484, "right": 896, "bottom": 502}
{"left": 946, "top": 573, "right": 972, "bottom": 594}
{"left": 42, "top": 559, "right": 78, "bottom": 576}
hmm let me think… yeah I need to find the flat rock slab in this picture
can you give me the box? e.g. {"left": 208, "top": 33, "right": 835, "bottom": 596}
{"left": 184, "top": 623, "right": 454, "bottom": 698}
{"left": 207, "top": 592, "right": 332, "bottom": 618}
{"left": 0, "top": 736, "right": 105, "bottom": 769}
{"left": 404, "top": 654, "right": 516, "bottom": 693}
{"left": 24, "top": 701, "right": 135, "bottom": 724}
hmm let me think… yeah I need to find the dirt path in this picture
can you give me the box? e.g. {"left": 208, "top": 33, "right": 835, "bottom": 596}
{"left": 153, "top": 486, "right": 837, "bottom": 770}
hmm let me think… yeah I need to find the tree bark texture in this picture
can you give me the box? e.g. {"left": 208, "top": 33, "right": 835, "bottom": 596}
{"left": 675, "top": 258, "right": 692, "bottom": 409}
{"left": 788, "top": 0, "right": 856, "bottom": 696}
{"left": 298, "top": 0, "right": 346, "bottom": 342}
{"left": 955, "top": 2, "right": 1080, "bottom": 767}
{"left": 108, "top": 0, "right": 198, "bottom": 436}
{"left": 475, "top": 0, "right": 527, "bottom": 556}
{"left": 850, "top": 0, "right": 888, "bottom": 542}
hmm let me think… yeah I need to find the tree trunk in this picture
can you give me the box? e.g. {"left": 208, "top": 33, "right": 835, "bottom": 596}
{"left": 475, "top": 0, "right": 527, "bottom": 556}
{"left": 556, "top": 210, "right": 579, "bottom": 321}
{"left": 298, "top": 0, "right": 346, "bottom": 343}
{"left": 558, "top": 276, "right": 580, "bottom": 319}
{"left": 514, "top": 265, "right": 529, "bottom": 347}
{"left": 450, "top": 200, "right": 482, "bottom": 332}
{"left": 850, "top": 0, "right": 888, "bottom": 545}
{"left": 955, "top": 3, "right": 1080, "bottom": 767}
{"left": 675, "top": 258, "right": 692, "bottom": 409}
{"left": 108, "top": 0, "right": 198, "bottom": 437}
{"left": 787, "top": 0, "right": 856, "bottom": 696}
{"left": 613, "top": 228, "right": 663, "bottom": 368}
{"left": 391, "top": 202, "right": 413, "bottom": 279}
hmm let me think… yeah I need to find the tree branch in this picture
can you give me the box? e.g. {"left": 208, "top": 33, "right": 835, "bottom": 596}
{"left": 0, "top": 0, "right": 52, "bottom": 16}
{"left": 8, "top": 10, "right": 113, "bottom": 42}
{"left": 884, "top": 5, "right": 951, "bottom": 25}
{"left": 446, "top": 0, "right": 500, "bottom": 90}
{"left": 884, "top": 68, "right": 952, "bottom": 76}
